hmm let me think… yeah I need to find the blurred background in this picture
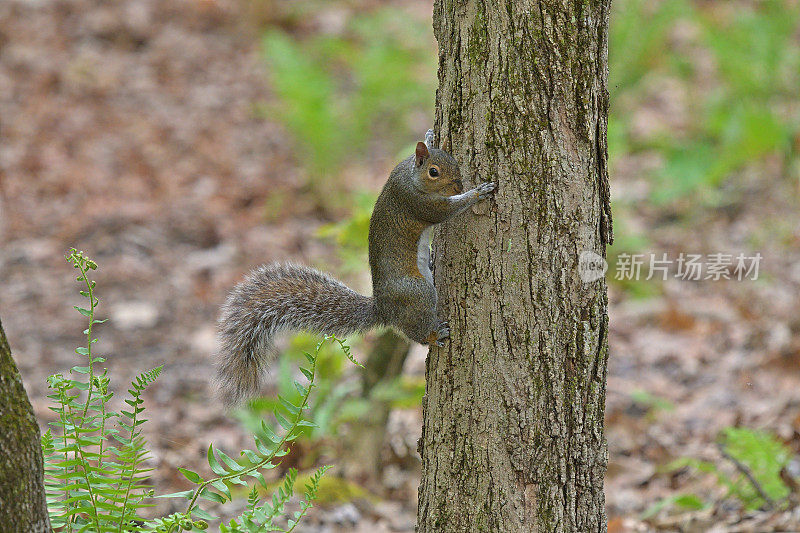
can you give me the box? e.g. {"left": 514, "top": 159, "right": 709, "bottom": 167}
{"left": 1, "top": 0, "right": 799, "bottom": 530}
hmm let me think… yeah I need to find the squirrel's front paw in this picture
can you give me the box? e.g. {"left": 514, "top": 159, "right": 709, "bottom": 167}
{"left": 476, "top": 182, "right": 497, "bottom": 200}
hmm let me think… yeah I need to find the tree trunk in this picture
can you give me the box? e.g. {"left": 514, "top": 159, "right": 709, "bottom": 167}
{"left": 418, "top": 1, "right": 612, "bottom": 531}
{"left": 0, "top": 317, "right": 51, "bottom": 532}
{"left": 345, "top": 330, "right": 411, "bottom": 487}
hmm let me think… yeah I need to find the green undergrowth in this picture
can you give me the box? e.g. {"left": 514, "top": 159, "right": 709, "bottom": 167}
{"left": 237, "top": 329, "right": 422, "bottom": 456}
{"left": 260, "top": 6, "right": 435, "bottom": 205}
{"left": 610, "top": 0, "right": 800, "bottom": 209}
{"left": 41, "top": 249, "right": 348, "bottom": 532}
{"left": 644, "top": 426, "right": 797, "bottom": 520}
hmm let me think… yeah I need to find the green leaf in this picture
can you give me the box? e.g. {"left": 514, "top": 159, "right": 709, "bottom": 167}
{"left": 241, "top": 449, "right": 262, "bottom": 464}
{"left": 259, "top": 421, "right": 279, "bottom": 443}
{"left": 216, "top": 449, "right": 246, "bottom": 473}
{"left": 157, "top": 490, "right": 196, "bottom": 500}
{"left": 274, "top": 411, "right": 293, "bottom": 431}
{"left": 641, "top": 492, "right": 707, "bottom": 519}
{"left": 178, "top": 468, "right": 204, "bottom": 484}
{"left": 299, "top": 367, "right": 313, "bottom": 381}
{"left": 719, "top": 426, "right": 791, "bottom": 508}
{"left": 210, "top": 480, "right": 232, "bottom": 501}
{"left": 673, "top": 493, "right": 706, "bottom": 510}
{"left": 207, "top": 445, "right": 228, "bottom": 476}
{"left": 251, "top": 471, "right": 268, "bottom": 489}
{"left": 279, "top": 395, "right": 301, "bottom": 415}
{"left": 228, "top": 475, "right": 247, "bottom": 486}
{"left": 190, "top": 506, "right": 217, "bottom": 521}
{"left": 294, "top": 381, "right": 308, "bottom": 396}
{"left": 198, "top": 487, "right": 226, "bottom": 504}
{"left": 254, "top": 436, "right": 274, "bottom": 456}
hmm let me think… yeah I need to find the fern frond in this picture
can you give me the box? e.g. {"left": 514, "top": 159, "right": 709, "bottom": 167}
{"left": 45, "top": 251, "right": 339, "bottom": 533}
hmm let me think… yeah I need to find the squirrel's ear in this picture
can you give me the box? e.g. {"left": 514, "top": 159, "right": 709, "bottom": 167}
{"left": 415, "top": 142, "right": 430, "bottom": 166}
{"left": 440, "top": 135, "right": 449, "bottom": 152}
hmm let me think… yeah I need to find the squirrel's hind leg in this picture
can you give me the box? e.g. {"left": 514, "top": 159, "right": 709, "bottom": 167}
{"left": 418, "top": 320, "right": 450, "bottom": 347}
{"left": 385, "top": 277, "right": 442, "bottom": 345}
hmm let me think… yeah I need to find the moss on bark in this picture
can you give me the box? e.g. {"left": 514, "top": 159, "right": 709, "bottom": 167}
{"left": 0, "top": 318, "right": 51, "bottom": 532}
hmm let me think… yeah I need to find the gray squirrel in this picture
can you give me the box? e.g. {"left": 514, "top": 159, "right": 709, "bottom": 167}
{"left": 216, "top": 130, "right": 497, "bottom": 404}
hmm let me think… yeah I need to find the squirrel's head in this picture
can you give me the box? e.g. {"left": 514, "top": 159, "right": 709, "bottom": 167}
{"left": 413, "top": 142, "right": 463, "bottom": 196}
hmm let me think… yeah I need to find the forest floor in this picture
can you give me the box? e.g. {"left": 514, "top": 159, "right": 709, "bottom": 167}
{"left": 2, "top": 0, "right": 799, "bottom": 531}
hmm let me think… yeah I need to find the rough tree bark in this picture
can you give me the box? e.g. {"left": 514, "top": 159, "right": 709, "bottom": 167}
{"left": 418, "top": 1, "right": 612, "bottom": 531}
{"left": 0, "top": 317, "right": 51, "bottom": 531}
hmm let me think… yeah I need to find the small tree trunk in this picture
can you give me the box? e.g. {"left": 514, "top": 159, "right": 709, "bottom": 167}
{"left": 0, "top": 317, "right": 51, "bottom": 531}
{"left": 418, "top": 1, "right": 612, "bottom": 531}
{"left": 345, "top": 330, "right": 410, "bottom": 486}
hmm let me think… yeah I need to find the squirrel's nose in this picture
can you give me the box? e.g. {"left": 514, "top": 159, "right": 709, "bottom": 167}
{"left": 454, "top": 179, "right": 463, "bottom": 193}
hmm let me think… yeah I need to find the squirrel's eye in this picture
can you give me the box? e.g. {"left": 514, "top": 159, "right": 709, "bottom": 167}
{"left": 428, "top": 167, "right": 440, "bottom": 178}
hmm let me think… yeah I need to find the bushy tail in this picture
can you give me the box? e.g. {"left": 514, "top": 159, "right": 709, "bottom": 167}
{"left": 216, "top": 262, "right": 378, "bottom": 405}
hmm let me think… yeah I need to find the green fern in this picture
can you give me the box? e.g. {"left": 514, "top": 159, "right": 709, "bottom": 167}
{"left": 42, "top": 250, "right": 162, "bottom": 531}
{"left": 218, "top": 465, "right": 332, "bottom": 533}
{"left": 43, "top": 250, "right": 335, "bottom": 532}
{"left": 155, "top": 337, "right": 332, "bottom": 532}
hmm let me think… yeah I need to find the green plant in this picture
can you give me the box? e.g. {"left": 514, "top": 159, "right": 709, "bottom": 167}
{"left": 239, "top": 333, "right": 367, "bottom": 445}
{"left": 218, "top": 468, "right": 330, "bottom": 533}
{"left": 42, "top": 250, "right": 334, "bottom": 532}
{"left": 609, "top": 0, "right": 800, "bottom": 208}
{"left": 701, "top": 1, "right": 800, "bottom": 99}
{"left": 42, "top": 249, "right": 155, "bottom": 532}
{"left": 609, "top": 0, "right": 688, "bottom": 95}
{"left": 260, "top": 7, "right": 435, "bottom": 188}
{"left": 628, "top": 389, "right": 675, "bottom": 421}
{"left": 648, "top": 426, "right": 797, "bottom": 519}
{"left": 652, "top": 100, "right": 791, "bottom": 206}
{"left": 641, "top": 493, "right": 707, "bottom": 520}
{"left": 316, "top": 191, "right": 375, "bottom": 273}
{"left": 716, "top": 426, "right": 792, "bottom": 508}
{"left": 153, "top": 335, "right": 333, "bottom": 533}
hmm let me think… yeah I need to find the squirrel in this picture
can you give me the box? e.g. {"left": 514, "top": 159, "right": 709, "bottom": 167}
{"left": 216, "top": 130, "right": 497, "bottom": 405}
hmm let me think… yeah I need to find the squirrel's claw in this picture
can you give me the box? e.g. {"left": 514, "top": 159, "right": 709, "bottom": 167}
{"left": 436, "top": 321, "right": 450, "bottom": 345}
{"left": 424, "top": 129, "right": 435, "bottom": 150}
{"left": 476, "top": 182, "right": 497, "bottom": 200}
